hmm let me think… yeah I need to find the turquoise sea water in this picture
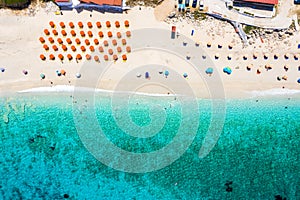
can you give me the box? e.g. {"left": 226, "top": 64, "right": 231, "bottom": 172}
{"left": 0, "top": 93, "right": 300, "bottom": 199}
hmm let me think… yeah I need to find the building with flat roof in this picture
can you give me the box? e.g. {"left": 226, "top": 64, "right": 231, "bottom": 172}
{"left": 236, "top": 0, "right": 278, "bottom": 5}
{"left": 80, "top": 0, "right": 122, "bottom": 6}
{"left": 55, "top": 0, "right": 125, "bottom": 13}
{"left": 232, "top": 0, "right": 278, "bottom": 18}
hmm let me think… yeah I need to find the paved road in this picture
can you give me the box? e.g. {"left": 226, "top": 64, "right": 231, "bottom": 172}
{"left": 205, "top": 0, "right": 294, "bottom": 29}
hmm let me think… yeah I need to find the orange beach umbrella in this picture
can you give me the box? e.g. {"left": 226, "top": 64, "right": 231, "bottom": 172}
{"left": 106, "top": 21, "right": 111, "bottom": 28}
{"left": 121, "top": 39, "right": 126, "bottom": 45}
{"left": 69, "top": 22, "right": 74, "bottom": 28}
{"left": 98, "top": 46, "right": 104, "bottom": 53}
{"left": 126, "top": 46, "right": 131, "bottom": 53}
{"left": 117, "top": 32, "right": 122, "bottom": 38}
{"left": 96, "top": 21, "right": 101, "bottom": 28}
{"left": 49, "top": 21, "right": 55, "bottom": 28}
{"left": 52, "top": 29, "right": 58, "bottom": 36}
{"left": 58, "top": 54, "right": 64, "bottom": 60}
{"left": 60, "top": 70, "right": 66, "bottom": 76}
{"left": 39, "top": 37, "right": 45, "bottom": 43}
{"left": 75, "top": 38, "right": 81, "bottom": 45}
{"left": 78, "top": 21, "right": 83, "bottom": 28}
{"left": 66, "top": 38, "right": 72, "bottom": 44}
{"left": 70, "top": 30, "right": 76, "bottom": 37}
{"left": 85, "top": 39, "right": 90, "bottom": 46}
{"left": 108, "top": 48, "right": 113, "bottom": 55}
{"left": 87, "top": 31, "right": 93, "bottom": 37}
{"left": 57, "top": 38, "right": 63, "bottom": 44}
{"left": 44, "top": 29, "right": 50, "bottom": 36}
{"left": 43, "top": 44, "right": 49, "bottom": 51}
{"left": 49, "top": 54, "right": 55, "bottom": 60}
{"left": 67, "top": 54, "right": 73, "bottom": 60}
{"left": 107, "top": 31, "right": 113, "bottom": 38}
{"left": 61, "top": 30, "right": 67, "bottom": 36}
{"left": 71, "top": 45, "right": 76, "bottom": 52}
{"left": 80, "top": 46, "right": 86, "bottom": 52}
{"left": 76, "top": 54, "right": 82, "bottom": 60}
{"left": 103, "top": 55, "right": 109, "bottom": 61}
{"left": 103, "top": 40, "right": 108, "bottom": 47}
{"left": 112, "top": 39, "right": 117, "bottom": 46}
{"left": 89, "top": 45, "right": 95, "bottom": 52}
{"left": 94, "top": 39, "right": 99, "bottom": 45}
{"left": 86, "top": 54, "right": 91, "bottom": 60}
{"left": 124, "top": 20, "right": 129, "bottom": 27}
{"left": 80, "top": 30, "right": 85, "bottom": 37}
{"left": 126, "top": 31, "right": 131, "bottom": 37}
{"left": 52, "top": 45, "right": 58, "bottom": 51}
{"left": 59, "top": 22, "right": 65, "bottom": 29}
{"left": 117, "top": 46, "right": 122, "bottom": 53}
{"left": 122, "top": 54, "right": 127, "bottom": 61}
{"left": 62, "top": 45, "right": 68, "bottom": 51}
{"left": 113, "top": 54, "right": 118, "bottom": 61}
{"left": 87, "top": 22, "right": 93, "bottom": 28}
{"left": 115, "top": 21, "right": 120, "bottom": 28}
{"left": 40, "top": 54, "right": 46, "bottom": 60}
{"left": 94, "top": 55, "right": 99, "bottom": 62}
{"left": 98, "top": 31, "right": 104, "bottom": 38}
{"left": 48, "top": 37, "right": 54, "bottom": 44}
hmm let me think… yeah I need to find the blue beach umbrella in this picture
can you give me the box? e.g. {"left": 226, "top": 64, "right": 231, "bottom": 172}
{"left": 56, "top": 70, "right": 61, "bottom": 76}
{"left": 183, "top": 72, "right": 188, "bottom": 78}
{"left": 40, "top": 73, "right": 45, "bottom": 79}
{"left": 164, "top": 70, "right": 169, "bottom": 77}
{"left": 223, "top": 67, "right": 232, "bottom": 75}
{"left": 297, "top": 78, "right": 300, "bottom": 83}
{"left": 0, "top": 67, "right": 5, "bottom": 72}
{"left": 75, "top": 73, "right": 81, "bottom": 78}
{"left": 205, "top": 67, "right": 213, "bottom": 75}
{"left": 145, "top": 72, "right": 150, "bottom": 79}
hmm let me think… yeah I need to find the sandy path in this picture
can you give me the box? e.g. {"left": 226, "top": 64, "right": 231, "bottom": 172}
{"left": 154, "top": 0, "right": 175, "bottom": 21}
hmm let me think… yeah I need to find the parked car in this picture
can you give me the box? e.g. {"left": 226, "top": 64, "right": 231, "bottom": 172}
{"left": 199, "top": 0, "right": 204, "bottom": 10}
{"left": 185, "top": 0, "right": 189, "bottom": 7}
{"left": 192, "top": 0, "right": 197, "bottom": 8}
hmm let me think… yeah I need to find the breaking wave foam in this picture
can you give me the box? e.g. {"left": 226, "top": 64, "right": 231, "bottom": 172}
{"left": 249, "top": 88, "right": 300, "bottom": 97}
{"left": 18, "top": 85, "right": 177, "bottom": 97}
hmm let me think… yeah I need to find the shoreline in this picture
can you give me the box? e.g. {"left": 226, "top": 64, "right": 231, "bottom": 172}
{"left": 0, "top": 84, "right": 299, "bottom": 100}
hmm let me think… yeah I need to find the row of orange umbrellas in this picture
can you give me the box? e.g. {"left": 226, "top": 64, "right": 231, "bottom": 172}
{"left": 40, "top": 53, "right": 128, "bottom": 61}
{"left": 42, "top": 43, "right": 131, "bottom": 53}
{"left": 41, "top": 37, "right": 128, "bottom": 47}
{"left": 43, "top": 28, "right": 131, "bottom": 38}
{"left": 40, "top": 53, "right": 80, "bottom": 61}
{"left": 49, "top": 20, "right": 130, "bottom": 29}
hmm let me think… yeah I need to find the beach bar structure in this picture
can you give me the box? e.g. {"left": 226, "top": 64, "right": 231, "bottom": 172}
{"left": 55, "top": 0, "right": 125, "bottom": 13}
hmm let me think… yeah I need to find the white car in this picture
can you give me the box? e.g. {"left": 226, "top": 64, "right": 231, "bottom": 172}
{"left": 199, "top": 0, "right": 204, "bottom": 10}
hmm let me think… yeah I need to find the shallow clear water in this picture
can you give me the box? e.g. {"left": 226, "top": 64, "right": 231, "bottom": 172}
{"left": 0, "top": 93, "right": 299, "bottom": 199}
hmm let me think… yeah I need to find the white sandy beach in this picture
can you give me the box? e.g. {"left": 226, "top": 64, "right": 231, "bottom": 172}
{"left": 0, "top": 4, "right": 300, "bottom": 98}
